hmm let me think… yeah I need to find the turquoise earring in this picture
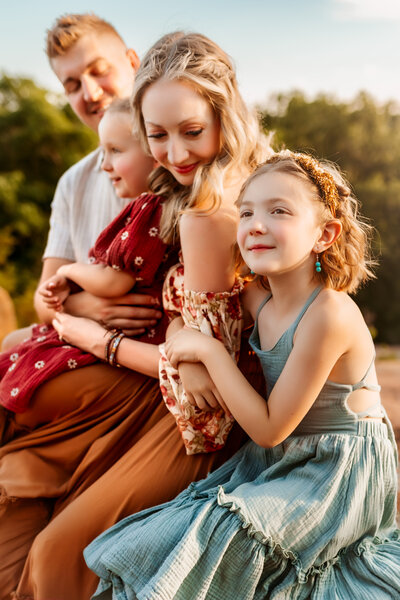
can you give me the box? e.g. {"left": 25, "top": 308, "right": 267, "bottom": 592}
{"left": 315, "top": 253, "right": 322, "bottom": 273}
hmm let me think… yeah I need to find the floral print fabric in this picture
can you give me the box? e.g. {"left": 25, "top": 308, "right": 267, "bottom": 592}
{"left": 159, "top": 263, "right": 244, "bottom": 454}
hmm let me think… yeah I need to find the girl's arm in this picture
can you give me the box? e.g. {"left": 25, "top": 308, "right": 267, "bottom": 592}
{"left": 165, "top": 317, "right": 226, "bottom": 411}
{"left": 166, "top": 294, "right": 356, "bottom": 447}
{"left": 57, "top": 262, "right": 136, "bottom": 299}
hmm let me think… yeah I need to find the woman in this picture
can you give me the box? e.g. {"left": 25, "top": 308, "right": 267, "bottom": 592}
{"left": 4, "top": 32, "right": 270, "bottom": 599}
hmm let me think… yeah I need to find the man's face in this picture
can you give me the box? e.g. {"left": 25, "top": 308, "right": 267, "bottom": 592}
{"left": 51, "top": 32, "right": 139, "bottom": 132}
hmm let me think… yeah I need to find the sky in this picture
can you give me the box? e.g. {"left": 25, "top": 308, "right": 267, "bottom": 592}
{"left": 1, "top": 0, "right": 399, "bottom": 109}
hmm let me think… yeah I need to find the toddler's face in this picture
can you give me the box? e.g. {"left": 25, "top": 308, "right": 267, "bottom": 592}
{"left": 99, "top": 111, "right": 155, "bottom": 198}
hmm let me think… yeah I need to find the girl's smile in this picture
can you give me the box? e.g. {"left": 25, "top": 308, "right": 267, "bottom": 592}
{"left": 238, "top": 171, "right": 322, "bottom": 277}
{"left": 141, "top": 79, "right": 221, "bottom": 186}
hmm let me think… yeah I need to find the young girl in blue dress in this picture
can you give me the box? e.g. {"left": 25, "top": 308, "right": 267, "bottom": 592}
{"left": 85, "top": 151, "right": 400, "bottom": 599}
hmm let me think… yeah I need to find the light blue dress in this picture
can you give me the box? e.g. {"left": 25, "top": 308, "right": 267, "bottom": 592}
{"left": 85, "top": 288, "right": 400, "bottom": 599}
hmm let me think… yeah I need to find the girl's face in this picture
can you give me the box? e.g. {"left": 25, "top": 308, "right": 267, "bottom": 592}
{"left": 141, "top": 79, "right": 221, "bottom": 186}
{"left": 237, "top": 171, "right": 323, "bottom": 278}
{"left": 99, "top": 111, "right": 155, "bottom": 198}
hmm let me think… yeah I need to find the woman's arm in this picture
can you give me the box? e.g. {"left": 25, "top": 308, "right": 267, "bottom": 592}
{"left": 57, "top": 262, "right": 136, "bottom": 298}
{"left": 52, "top": 312, "right": 160, "bottom": 378}
{"left": 179, "top": 208, "right": 237, "bottom": 292}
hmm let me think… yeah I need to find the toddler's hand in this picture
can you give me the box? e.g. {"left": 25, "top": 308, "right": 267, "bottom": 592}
{"left": 38, "top": 274, "right": 71, "bottom": 311}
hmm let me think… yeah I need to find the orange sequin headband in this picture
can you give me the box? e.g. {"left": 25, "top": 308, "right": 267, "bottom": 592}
{"left": 266, "top": 151, "right": 340, "bottom": 217}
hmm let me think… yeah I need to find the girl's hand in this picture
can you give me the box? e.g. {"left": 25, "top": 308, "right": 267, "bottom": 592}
{"left": 164, "top": 327, "right": 212, "bottom": 368}
{"left": 178, "top": 362, "right": 230, "bottom": 415}
{"left": 52, "top": 312, "right": 108, "bottom": 358}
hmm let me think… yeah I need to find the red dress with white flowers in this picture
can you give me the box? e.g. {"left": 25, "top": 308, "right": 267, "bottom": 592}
{"left": 0, "top": 193, "right": 178, "bottom": 413}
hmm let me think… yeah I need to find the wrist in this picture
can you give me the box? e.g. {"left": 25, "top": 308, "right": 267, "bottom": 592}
{"left": 200, "top": 335, "right": 220, "bottom": 365}
{"left": 104, "top": 329, "right": 126, "bottom": 367}
{"left": 57, "top": 264, "right": 70, "bottom": 277}
{"left": 90, "top": 329, "right": 111, "bottom": 360}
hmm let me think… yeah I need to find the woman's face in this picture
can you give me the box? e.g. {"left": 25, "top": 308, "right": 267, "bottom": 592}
{"left": 141, "top": 79, "right": 221, "bottom": 186}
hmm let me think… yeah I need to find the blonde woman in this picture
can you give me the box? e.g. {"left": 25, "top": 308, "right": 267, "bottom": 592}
{"left": 9, "top": 32, "right": 271, "bottom": 599}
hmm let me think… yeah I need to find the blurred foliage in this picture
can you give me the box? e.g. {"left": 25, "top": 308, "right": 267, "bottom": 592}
{"left": 0, "top": 75, "right": 97, "bottom": 325}
{"left": 0, "top": 77, "right": 399, "bottom": 342}
{"left": 260, "top": 91, "right": 400, "bottom": 343}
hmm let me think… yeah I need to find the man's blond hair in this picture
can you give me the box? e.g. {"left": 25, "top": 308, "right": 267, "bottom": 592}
{"left": 46, "top": 13, "right": 125, "bottom": 59}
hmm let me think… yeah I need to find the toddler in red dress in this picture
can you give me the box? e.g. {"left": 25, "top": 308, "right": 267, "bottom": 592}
{"left": 0, "top": 98, "right": 178, "bottom": 412}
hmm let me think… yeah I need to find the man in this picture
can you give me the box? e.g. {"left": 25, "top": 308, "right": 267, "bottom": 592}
{"left": 0, "top": 15, "right": 166, "bottom": 598}
{"left": 2, "top": 13, "right": 161, "bottom": 350}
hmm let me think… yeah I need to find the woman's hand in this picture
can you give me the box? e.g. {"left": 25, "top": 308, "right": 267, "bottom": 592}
{"left": 52, "top": 312, "right": 109, "bottom": 358}
{"left": 178, "top": 362, "right": 230, "bottom": 415}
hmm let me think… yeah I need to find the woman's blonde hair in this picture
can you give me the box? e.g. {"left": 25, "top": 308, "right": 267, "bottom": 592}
{"left": 131, "top": 31, "right": 271, "bottom": 244}
{"left": 237, "top": 151, "right": 376, "bottom": 294}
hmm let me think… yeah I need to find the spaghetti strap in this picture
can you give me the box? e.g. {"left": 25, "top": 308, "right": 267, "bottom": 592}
{"left": 255, "top": 293, "right": 272, "bottom": 321}
{"left": 352, "top": 354, "right": 381, "bottom": 392}
{"left": 290, "top": 286, "right": 322, "bottom": 332}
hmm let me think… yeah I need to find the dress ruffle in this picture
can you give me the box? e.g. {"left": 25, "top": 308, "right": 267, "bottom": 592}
{"left": 86, "top": 427, "right": 400, "bottom": 600}
{"left": 87, "top": 483, "right": 400, "bottom": 600}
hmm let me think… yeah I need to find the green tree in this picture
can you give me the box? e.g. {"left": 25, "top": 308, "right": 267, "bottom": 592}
{"left": 261, "top": 92, "right": 400, "bottom": 343}
{"left": 0, "top": 75, "right": 97, "bottom": 325}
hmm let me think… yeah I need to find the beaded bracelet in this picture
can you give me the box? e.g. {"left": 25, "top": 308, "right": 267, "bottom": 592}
{"left": 104, "top": 329, "right": 120, "bottom": 363}
{"left": 108, "top": 332, "right": 125, "bottom": 368}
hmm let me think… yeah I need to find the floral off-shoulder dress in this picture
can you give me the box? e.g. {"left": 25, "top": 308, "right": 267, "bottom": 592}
{"left": 159, "top": 262, "right": 244, "bottom": 455}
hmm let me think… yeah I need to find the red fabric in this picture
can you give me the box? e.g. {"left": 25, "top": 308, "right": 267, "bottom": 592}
{"left": 0, "top": 193, "right": 178, "bottom": 413}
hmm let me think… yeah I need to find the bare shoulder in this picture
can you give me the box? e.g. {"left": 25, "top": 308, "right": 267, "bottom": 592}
{"left": 179, "top": 209, "right": 237, "bottom": 266}
{"left": 304, "top": 288, "right": 369, "bottom": 344}
{"left": 180, "top": 206, "right": 237, "bottom": 241}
